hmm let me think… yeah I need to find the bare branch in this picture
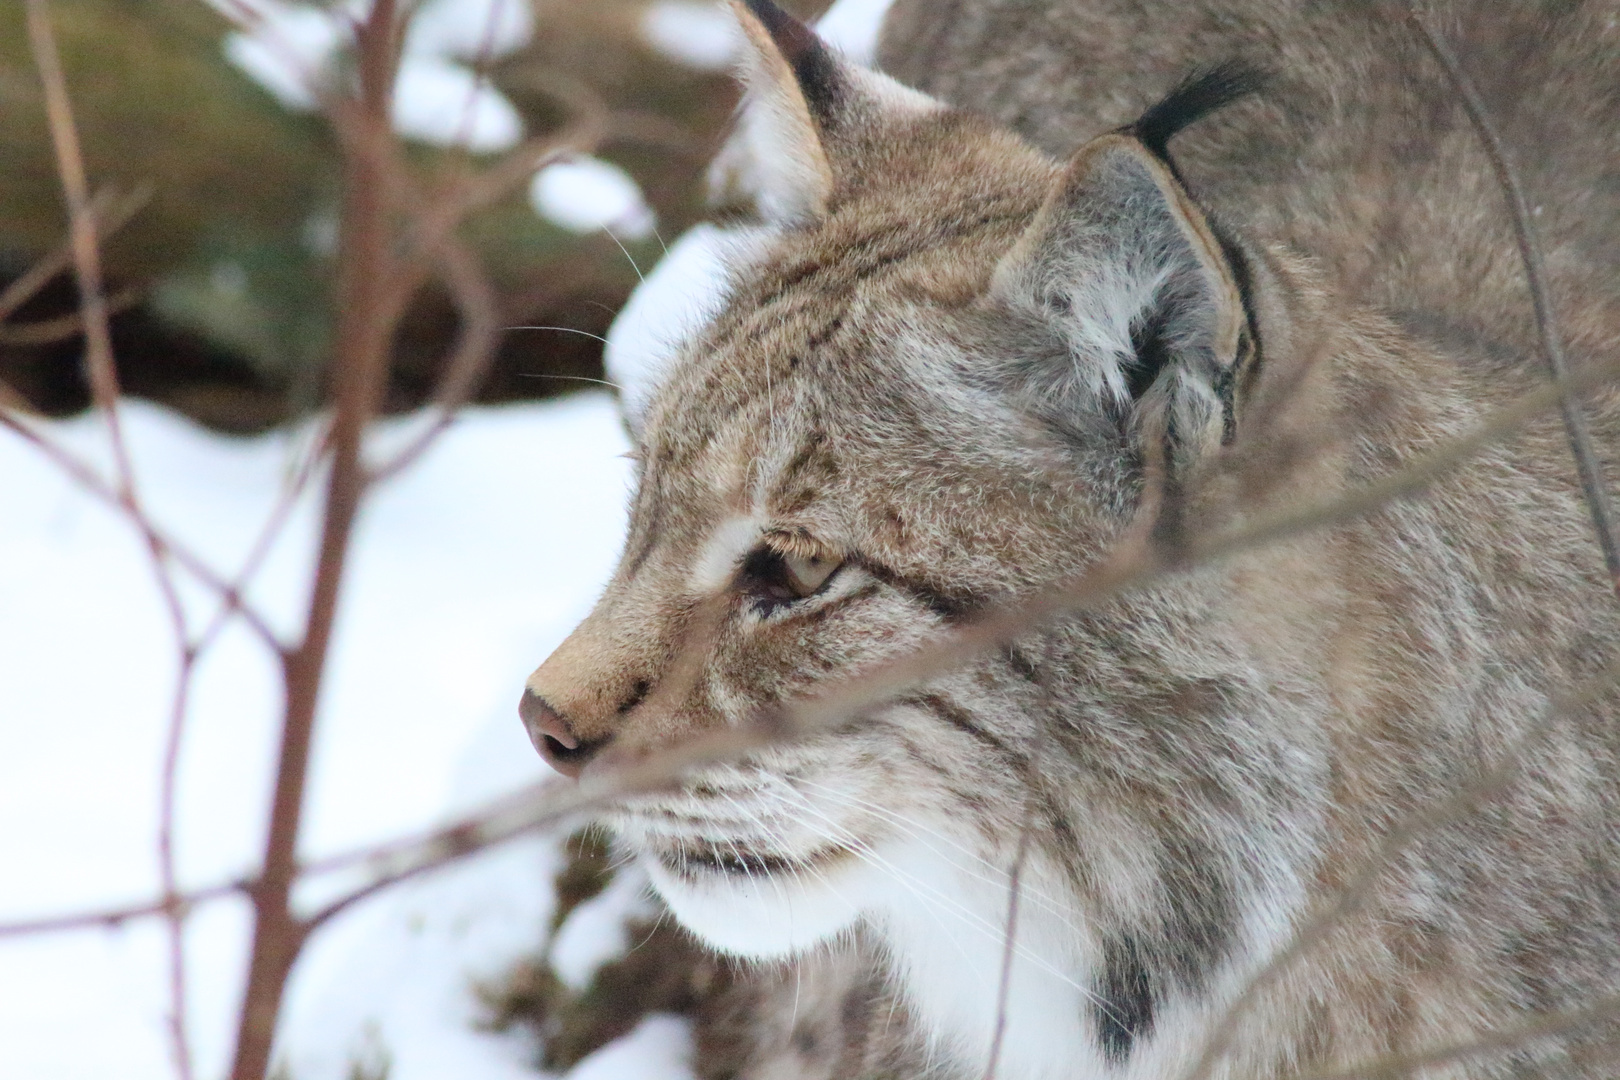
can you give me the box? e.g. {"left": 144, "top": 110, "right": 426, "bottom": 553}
{"left": 0, "top": 184, "right": 149, "bottom": 327}
{"left": 0, "top": 285, "right": 143, "bottom": 345}
{"left": 983, "top": 633, "right": 1071, "bottom": 1080}
{"left": 1406, "top": 6, "right": 1620, "bottom": 597}
{"left": 0, "top": 879, "right": 246, "bottom": 939}
{"left": 25, "top": 0, "right": 132, "bottom": 491}
{"left": 981, "top": 786, "right": 1035, "bottom": 1080}
{"left": 158, "top": 651, "right": 201, "bottom": 1080}
{"left": 1296, "top": 991, "right": 1620, "bottom": 1080}
{"left": 1178, "top": 652, "right": 1620, "bottom": 1080}
{"left": 365, "top": 233, "right": 502, "bottom": 482}
{"left": 229, "top": 2, "right": 410, "bottom": 1073}
{"left": 0, "top": 411, "right": 283, "bottom": 650}
{"left": 26, "top": 11, "right": 201, "bottom": 1074}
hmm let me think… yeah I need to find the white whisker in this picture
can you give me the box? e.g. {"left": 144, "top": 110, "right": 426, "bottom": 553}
{"left": 508, "top": 325, "right": 611, "bottom": 346}
{"left": 787, "top": 776, "right": 1081, "bottom": 927}
{"left": 602, "top": 224, "right": 645, "bottom": 283}
{"left": 773, "top": 791, "right": 1099, "bottom": 1003}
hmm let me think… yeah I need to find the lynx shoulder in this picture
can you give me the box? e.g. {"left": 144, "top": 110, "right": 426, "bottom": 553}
{"left": 522, "top": 1, "right": 1620, "bottom": 1076}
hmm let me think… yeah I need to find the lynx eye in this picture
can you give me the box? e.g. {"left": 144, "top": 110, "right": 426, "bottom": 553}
{"left": 782, "top": 551, "right": 840, "bottom": 596}
{"left": 738, "top": 541, "right": 844, "bottom": 610}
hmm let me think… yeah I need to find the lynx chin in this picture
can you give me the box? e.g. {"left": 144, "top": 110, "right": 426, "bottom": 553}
{"left": 522, "top": 1, "right": 1620, "bottom": 1076}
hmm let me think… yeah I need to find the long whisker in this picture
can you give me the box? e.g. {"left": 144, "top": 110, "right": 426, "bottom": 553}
{"left": 716, "top": 789, "right": 850, "bottom": 944}
{"left": 788, "top": 777, "right": 1079, "bottom": 923}
{"left": 518, "top": 373, "right": 625, "bottom": 391}
{"left": 776, "top": 793, "right": 1097, "bottom": 1000}
{"left": 508, "top": 324, "right": 611, "bottom": 346}
{"left": 603, "top": 225, "right": 645, "bottom": 283}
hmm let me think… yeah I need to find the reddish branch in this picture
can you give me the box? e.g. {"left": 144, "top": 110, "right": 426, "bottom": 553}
{"left": 228, "top": 4, "right": 404, "bottom": 1076}
{"left": 1407, "top": 7, "right": 1620, "bottom": 597}
{"left": 0, "top": 411, "right": 283, "bottom": 649}
{"left": 24, "top": 4, "right": 199, "bottom": 1076}
{"left": 9, "top": 5, "right": 1620, "bottom": 1080}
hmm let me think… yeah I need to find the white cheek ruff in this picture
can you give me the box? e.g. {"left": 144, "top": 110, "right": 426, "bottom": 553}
{"left": 604, "top": 222, "right": 771, "bottom": 428}
{"left": 643, "top": 848, "right": 871, "bottom": 959}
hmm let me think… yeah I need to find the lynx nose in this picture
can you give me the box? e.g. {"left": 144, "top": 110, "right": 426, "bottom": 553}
{"left": 519, "top": 689, "right": 605, "bottom": 779}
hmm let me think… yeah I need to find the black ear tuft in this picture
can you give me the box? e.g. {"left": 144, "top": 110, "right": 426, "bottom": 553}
{"left": 740, "top": 0, "right": 843, "bottom": 121}
{"left": 1128, "top": 61, "right": 1267, "bottom": 161}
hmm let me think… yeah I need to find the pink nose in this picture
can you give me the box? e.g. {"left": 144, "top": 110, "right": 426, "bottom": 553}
{"left": 519, "top": 689, "right": 604, "bottom": 779}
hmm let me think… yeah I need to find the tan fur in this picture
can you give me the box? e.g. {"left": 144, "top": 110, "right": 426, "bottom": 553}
{"left": 526, "top": 2, "right": 1620, "bottom": 1076}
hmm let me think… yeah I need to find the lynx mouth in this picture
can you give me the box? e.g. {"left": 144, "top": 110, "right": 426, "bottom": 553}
{"left": 640, "top": 829, "right": 878, "bottom": 958}
{"left": 655, "top": 840, "right": 856, "bottom": 884}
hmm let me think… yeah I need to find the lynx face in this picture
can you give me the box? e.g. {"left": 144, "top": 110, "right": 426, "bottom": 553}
{"left": 524, "top": 2, "right": 1355, "bottom": 1076}
{"left": 521, "top": 1, "right": 1620, "bottom": 1076}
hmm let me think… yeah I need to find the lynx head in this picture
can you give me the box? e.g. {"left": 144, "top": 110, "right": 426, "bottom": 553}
{"left": 522, "top": 0, "right": 1298, "bottom": 964}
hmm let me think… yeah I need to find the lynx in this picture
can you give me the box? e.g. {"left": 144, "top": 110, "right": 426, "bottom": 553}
{"left": 522, "top": 1, "right": 1620, "bottom": 1076}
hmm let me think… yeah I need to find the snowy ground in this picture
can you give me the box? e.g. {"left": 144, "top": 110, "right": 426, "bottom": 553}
{"left": 0, "top": 1, "right": 893, "bottom": 1077}
{"left": 0, "top": 395, "right": 665, "bottom": 1080}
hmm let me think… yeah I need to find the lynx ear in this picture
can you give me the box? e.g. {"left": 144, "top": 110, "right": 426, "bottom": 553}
{"left": 719, "top": 0, "right": 940, "bottom": 224}
{"left": 991, "top": 133, "right": 1251, "bottom": 454}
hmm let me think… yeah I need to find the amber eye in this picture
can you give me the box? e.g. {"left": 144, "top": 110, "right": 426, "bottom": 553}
{"left": 738, "top": 542, "right": 844, "bottom": 611}
{"left": 782, "top": 551, "right": 840, "bottom": 596}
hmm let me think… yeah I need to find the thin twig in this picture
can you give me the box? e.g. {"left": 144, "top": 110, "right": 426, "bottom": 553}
{"left": 1295, "top": 991, "right": 1620, "bottom": 1080}
{"left": 1177, "top": 653, "right": 1620, "bottom": 1080}
{"left": 158, "top": 647, "right": 200, "bottom": 1080}
{"left": 0, "top": 879, "right": 248, "bottom": 939}
{"left": 982, "top": 791, "right": 1035, "bottom": 1080}
{"left": 1406, "top": 6, "right": 1620, "bottom": 597}
{"left": 982, "top": 633, "right": 1069, "bottom": 1080}
{"left": 366, "top": 233, "right": 502, "bottom": 482}
{"left": 26, "top": 8, "right": 198, "bottom": 1075}
{"left": 195, "top": 423, "right": 332, "bottom": 650}
{"left": 0, "top": 285, "right": 143, "bottom": 345}
{"left": 0, "top": 184, "right": 149, "bottom": 326}
{"left": 25, "top": 0, "right": 132, "bottom": 494}
{"left": 0, "top": 411, "right": 283, "bottom": 650}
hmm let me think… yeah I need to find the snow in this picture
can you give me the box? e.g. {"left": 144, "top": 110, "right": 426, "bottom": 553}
{"left": 0, "top": 395, "right": 660, "bottom": 1079}
{"left": 392, "top": 53, "right": 525, "bottom": 153}
{"left": 219, "top": 0, "right": 530, "bottom": 151}
{"left": 530, "top": 157, "right": 659, "bottom": 242}
{"left": 815, "top": 0, "right": 898, "bottom": 66}
{"left": 640, "top": 1, "right": 740, "bottom": 72}
{"left": 0, "top": 2, "right": 915, "bottom": 1076}
{"left": 549, "top": 864, "right": 658, "bottom": 993}
{"left": 564, "top": 1015, "right": 696, "bottom": 1080}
